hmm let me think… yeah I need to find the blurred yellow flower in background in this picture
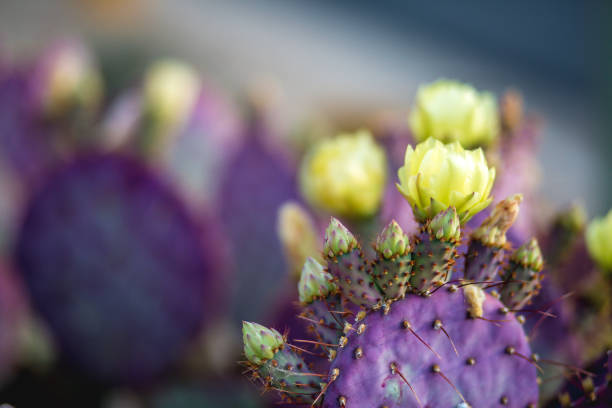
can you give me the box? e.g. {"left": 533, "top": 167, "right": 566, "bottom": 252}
{"left": 586, "top": 209, "right": 612, "bottom": 273}
{"left": 409, "top": 79, "right": 499, "bottom": 149}
{"left": 299, "top": 130, "right": 387, "bottom": 218}
{"left": 143, "top": 59, "right": 201, "bottom": 133}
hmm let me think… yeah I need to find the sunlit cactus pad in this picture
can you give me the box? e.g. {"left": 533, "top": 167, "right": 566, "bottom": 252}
{"left": 16, "top": 154, "right": 213, "bottom": 383}
{"left": 324, "top": 287, "right": 537, "bottom": 407}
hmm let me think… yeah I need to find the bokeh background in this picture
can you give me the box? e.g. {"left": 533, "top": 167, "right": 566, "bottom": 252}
{"left": 0, "top": 1, "right": 611, "bottom": 407}
{"left": 2, "top": 0, "right": 611, "bottom": 211}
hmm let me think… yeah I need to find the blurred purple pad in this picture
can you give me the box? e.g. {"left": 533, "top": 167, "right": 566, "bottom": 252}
{"left": 524, "top": 277, "right": 583, "bottom": 401}
{"left": 166, "top": 86, "right": 243, "bottom": 208}
{"left": 218, "top": 125, "right": 297, "bottom": 324}
{"left": 0, "top": 70, "right": 57, "bottom": 185}
{"left": 0, "top": 262, "right": 27, "bottom": 384}
{"left": 469, "top": 120, "right": 540, "bottom": 243}
{"left": 324, "top": 289, "right": 538, "bottom": 407}
{"left": 16, "top": 154, "right": 216, "bottom": 384}
{"left": 104, "top": 82, "right": 243, "bottom": 210}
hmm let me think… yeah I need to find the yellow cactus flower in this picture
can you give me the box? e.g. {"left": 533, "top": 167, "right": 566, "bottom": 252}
{"left": 409, "top": 79, "right": 499, "bottom": 148}
{"left": 299, "top": 130, "right": 387, "bottom": 218}
{"left": 586, "top": 209, "right": 612, "bottom": 272}
{"left": 397, "top": 137, "right": 496, "bottom": 224}
{"left": 143, "top": 59, "right": 200, "bottom": 132}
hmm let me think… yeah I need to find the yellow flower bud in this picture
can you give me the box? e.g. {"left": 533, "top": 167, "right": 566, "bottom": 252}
{"left": 409, "top": 79, "right": 499, "bottom": 148}
{"left": 397, "top": 138, "right": 495, "bottom": 224}
{"left": 40, "top": 41, "right": 103, "bottom": 117}
{"left": 143, "top": 59, "right": 200, "bottom": 132}
{"left": 586, "top": 209, "right": 612, "bottom": 272}
{"left": 299, "top": 130, "right": 387, "bottom": 218}
{"left": 277, "top": 202, "right": 322, "bottom": 281}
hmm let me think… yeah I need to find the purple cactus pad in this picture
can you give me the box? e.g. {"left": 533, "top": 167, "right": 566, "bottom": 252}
{"left": 323, "top": 288, "right": 538, "bottom": 407}
{"left": 16, "top": 154, "right": 216, "bottom": 384}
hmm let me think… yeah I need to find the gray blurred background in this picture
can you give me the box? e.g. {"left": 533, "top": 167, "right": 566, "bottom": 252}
{"left": 1, "top": 0, "right": 611, "bottom": 215}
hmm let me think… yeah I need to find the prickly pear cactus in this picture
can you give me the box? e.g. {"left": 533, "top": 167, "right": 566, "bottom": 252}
{"left": 15, "top": 154, "right": 217, "bottom": 384}
{"left": 241, "top": 138, "right": 546, "bottom": 407}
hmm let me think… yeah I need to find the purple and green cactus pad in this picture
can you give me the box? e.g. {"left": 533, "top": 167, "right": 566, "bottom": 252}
{"left": 16, "top": 154, "right": 216, "bottom": 384}
{"left": 242, "top": 196, "right": 545, "bottom": 407}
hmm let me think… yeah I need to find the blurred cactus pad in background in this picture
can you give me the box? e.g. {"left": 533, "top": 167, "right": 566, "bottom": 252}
{"left": 0, "top": 13, "right": 610, "bottom": 407}
{"left": 15, "top": 154, "right": 217, "bottom": 384}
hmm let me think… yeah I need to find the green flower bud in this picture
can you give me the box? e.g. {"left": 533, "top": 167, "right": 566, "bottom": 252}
{"left": 586, "top": 209, "right": 612, "bottom": 272}
{"left": 472, "top": 194, "right": 522, "bottom": 247}
{"left": 409, "top": 79, "right": 499, "bottom": 148}
{"left": 299, "top": 130, "right": 387, "bottom": 218}
{"left": 427, "top": 207, "right": 460, "bottom": 242}
{"left": 242, "top": 321, "right": 284, "bottom": 366}
{"left": 298, "top": 257, "right": 337, "bottom": 304}
{"left": 511, "top": 238, "right": 543, "bottom": 271}
{"left": 375, "top": 220, "right": 410, "bottom": 259}
{"left": 323, "top": 217, "right": 358, "bottom": 257}
{"left": 397, "top": 138, "right": 495, "bottom": 224}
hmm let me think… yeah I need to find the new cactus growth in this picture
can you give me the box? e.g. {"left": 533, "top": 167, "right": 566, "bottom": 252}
{"left": 298, "top": 257, "right": 344, "bottom": 348}
{"left": 242, "top": 139, "right": 544, "bottom": 407}
{"left": 465, "top": 194, "right": 522, "bottom": 284}
{"left": 410, "top": 207, "right": 460, "bottom": 294}
{"left": 371, "top": 220, "right": 412, "bottom": 299}
{"left": 499, "top": 238, "right": 544, "bottom": 311}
